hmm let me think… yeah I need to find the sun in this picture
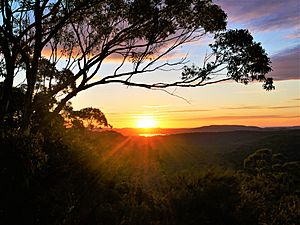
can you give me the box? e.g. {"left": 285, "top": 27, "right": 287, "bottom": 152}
{"left": 136, "top": 116, "right": 158, "bottom": 129}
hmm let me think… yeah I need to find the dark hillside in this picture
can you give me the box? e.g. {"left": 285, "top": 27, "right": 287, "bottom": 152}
{"left": 161, "top": 129, "right": 300, "bottom": 169}
{"left": 90, "top": 129, "right": 300, "bottom": 174}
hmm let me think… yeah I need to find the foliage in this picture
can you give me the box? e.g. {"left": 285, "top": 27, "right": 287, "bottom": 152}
{"left": 164, "top": 170, "right": 241, "bottom": 225}
{"left": 240, "top": 149, "right": 300, "bottom": 225}
{"left": 66, "top": 107, "right": 111, "bottom": 130}
{"left": 211, "top": 29, "right": 274, "bottom": 90}
{"left": 181, "top": 29, "right": 274, "bottom": 90}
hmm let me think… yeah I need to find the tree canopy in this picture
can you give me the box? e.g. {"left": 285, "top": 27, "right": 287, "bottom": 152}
{"left": 66, "top": 107, "right": 111, "bottom": 130}
{"left": 0, "top": 0, "right": 274, "bottom": 133}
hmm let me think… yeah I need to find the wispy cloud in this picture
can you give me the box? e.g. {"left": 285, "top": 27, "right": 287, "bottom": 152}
{"left": 102, "top": 51, "right": 188, "bottom": 64}
{"left": 142, "top": 105, "right": 170, "bottom": 109}
{"left": 41, "top": 41, "right": 187, "bottom": 64}
{"left": 269, "top": 45, "right": 300, "bottom": 80}
{"left": 223, "top": 105, "right": 299, "bottom": 110}
{"left": 107, "top": 108, "right": 214, "bottom": 119}
{"left": 222, "top": 106, "right": 263, "bottom": 110}
{"left": 217, "top": 0, "right": 300, "bottom": 34}
{"left": 267, "top": 105, "right": 300, "bottom": 109}
{"left": 161, "top": 109, "right": 213, "bottom": 113}
{"left": 175, "top": 114, "right": 299, "bottom": 121}
{"left": 285, "top": 32, "right": 300, "bottom": 40}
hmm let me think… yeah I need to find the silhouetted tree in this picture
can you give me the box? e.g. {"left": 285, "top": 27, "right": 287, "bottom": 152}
{"left": 0, "top": 0, "right": 273, "bottom": 134}
{"left": 67, "top": 107, "right": 111, "bottom": 130}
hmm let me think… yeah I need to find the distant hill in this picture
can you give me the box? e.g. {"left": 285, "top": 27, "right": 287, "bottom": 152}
{"left": 100, "top": 125, "right": 300, "bottom": 136}
{"left": 190, "top": 125, "right": 263, "bottom": 132}
{"left": 165, "top": 129, "right": 300, "bottom": 169}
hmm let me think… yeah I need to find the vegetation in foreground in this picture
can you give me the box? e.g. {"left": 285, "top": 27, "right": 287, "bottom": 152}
{"left": 1, "top": 126, "right": 299, "bottom": 225}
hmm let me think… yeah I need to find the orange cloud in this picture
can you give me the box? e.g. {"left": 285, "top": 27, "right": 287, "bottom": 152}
{"left": 41, "top": 45, "right": 187, "bottom": 65}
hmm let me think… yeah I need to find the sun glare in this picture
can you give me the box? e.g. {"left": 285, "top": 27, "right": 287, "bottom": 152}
{"left": 136, "top": 116, "right": 157, "bottom": 128}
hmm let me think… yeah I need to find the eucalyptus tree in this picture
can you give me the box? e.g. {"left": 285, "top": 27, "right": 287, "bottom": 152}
{"left": 0, "top": 0, "right": 273, "bottom": 133}
{"left": 66, "top": 107, "right": 111, "bottom": 130}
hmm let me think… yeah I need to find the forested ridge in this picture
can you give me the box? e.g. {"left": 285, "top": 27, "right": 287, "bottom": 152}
{"left": 1, "top": 127, "right": 299, "bottom": 225}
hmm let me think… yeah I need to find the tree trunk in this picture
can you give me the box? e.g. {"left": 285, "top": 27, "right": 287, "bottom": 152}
{"left": 0, "top": 63, "right": 15, "bottom": 137}
{"left": 21, "top": 68, "right": 37, "bottom": 134}
{"left": 20, "top": 1, "right": 44, "bottom": 135}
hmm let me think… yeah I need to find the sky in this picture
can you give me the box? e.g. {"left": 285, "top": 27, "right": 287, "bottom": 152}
{"left": 72, "top": 0, "right": 300, "bottom": 128}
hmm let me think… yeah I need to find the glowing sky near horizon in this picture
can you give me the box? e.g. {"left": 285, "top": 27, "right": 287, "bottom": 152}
{"left": 72, "top": 0, "right": 300, "bottom": 128}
